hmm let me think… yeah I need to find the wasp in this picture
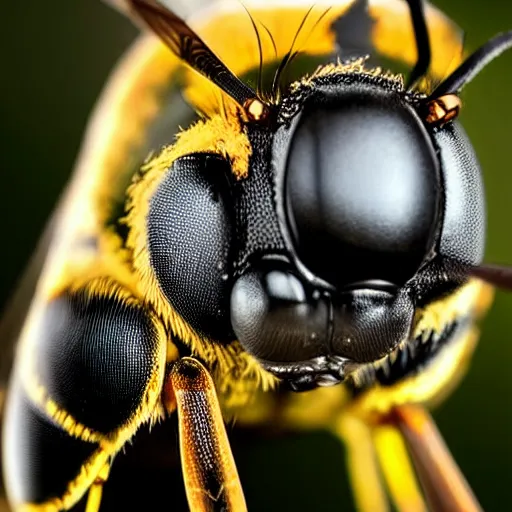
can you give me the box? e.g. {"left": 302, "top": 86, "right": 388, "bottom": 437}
{"left": 1, "top": 0, "right": 512, "bottom": 510}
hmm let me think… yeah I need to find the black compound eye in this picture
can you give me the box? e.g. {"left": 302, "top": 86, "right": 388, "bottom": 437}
{"left": 147, "top": 153, "right": 235, "bottom": 341}
{"left": 285, "top": 88, "right": 441, "bottom": 288}
{"left": 434, "top": 121, "right": 485, "bottom": 265}
{"left": 230, "top": 268, "right": 329, "bottom": 362}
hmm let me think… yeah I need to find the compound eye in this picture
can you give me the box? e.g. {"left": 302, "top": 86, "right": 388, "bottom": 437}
{"left": 147, "top": 153, "right": 235, "bottom": 341}
{"left": 433, "top": 122, "right": 485, "bottom": 265}
{"left": 230, "top": 268, "right": 328, "bottom": 362}
{"left": 285, "top": 90, "right": 441, "bottom": 288}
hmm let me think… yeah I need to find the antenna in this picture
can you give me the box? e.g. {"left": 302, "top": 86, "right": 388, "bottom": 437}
{"left": 431, "top": 31, "right": 512, "bottom": 97}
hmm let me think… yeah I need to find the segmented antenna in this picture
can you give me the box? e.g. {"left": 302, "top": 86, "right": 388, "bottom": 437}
{"left": 271, "top": 6, "right": 315, "bottom": 100}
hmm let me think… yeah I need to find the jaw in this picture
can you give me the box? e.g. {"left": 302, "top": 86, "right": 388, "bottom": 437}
{"left": 259, "top": 355, "right": 349, "bottom": 392}
{"left": 260, "top": 317, "right": 460, "bottom": 393}
{"left": 262, "top": 279, "right": 492, "bottom": 393}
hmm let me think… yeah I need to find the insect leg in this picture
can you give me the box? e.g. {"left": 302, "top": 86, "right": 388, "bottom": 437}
{"left": 334, "top": 414, "right": 389, "bottom": 512}
{"left": 168, "top": 357, "right": 247, "bottom": 512}
{"left": 393, "top": 405, "right": 483, "bottom": 512}
{"left": 85, "top": 461, "right": 111, "bottom": 512}
{"left": 373, "top": 424, "right": 427, "bottom": 512}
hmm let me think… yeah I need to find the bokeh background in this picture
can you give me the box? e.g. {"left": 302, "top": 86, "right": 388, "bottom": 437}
{"left": 1, "top": 0, "right": 511, "bottom": 510}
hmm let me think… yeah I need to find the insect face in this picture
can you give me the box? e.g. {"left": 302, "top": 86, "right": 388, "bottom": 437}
{"left": 231, "top": 71, "right": 485, "bottom": 390}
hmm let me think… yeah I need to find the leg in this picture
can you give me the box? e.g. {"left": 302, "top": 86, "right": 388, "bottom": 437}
{"left": 167, "top": 357, "right": 247, "bottom": 512}
{"left": 85, "top": 461, "right": 111, "bottom": 512}
{"left": 334, "top": 414, "right": 389, "bottom": 512}
{"left": 393, "top": 405, "right": 483, "bottom": 512}
{"left": 373, "top": 424, "right": 427, "bottom": 512}
{"left": 338, "top": 405, "right": 480, "bottom": 512}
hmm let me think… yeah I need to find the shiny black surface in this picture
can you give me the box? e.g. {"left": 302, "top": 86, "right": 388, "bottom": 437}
{"left": 231, "top": 263, "right": 414, "bottom": 366}
{"left": 331, "top": 288, "right": 414, "bottom": 362}
{"left": 230, "top": 269, "right": 329, "bottom": 362}
{"left": 229, "top": 72, "right": 486, "bottom": 382}
{"left": 286, "top": 86, "right": 441, "bottom": 289}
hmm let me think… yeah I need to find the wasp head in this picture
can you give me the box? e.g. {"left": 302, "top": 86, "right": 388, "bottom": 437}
{"left": 129, "top": 0, "right": 512, "bottom": 391}
{"left": 230, "top": 69, "right": 486, "bottom": 390}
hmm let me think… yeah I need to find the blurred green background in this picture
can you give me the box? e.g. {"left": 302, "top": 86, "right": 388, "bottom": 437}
{"left": 1, "top": 1, "right": 512, "bottom": 510}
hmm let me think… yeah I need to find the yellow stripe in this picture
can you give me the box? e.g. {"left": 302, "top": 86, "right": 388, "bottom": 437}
{"left": 84, "top": 462, "right": 111, "bottom": 512}
{"left": 9, "top": 278, "right": 170, "bottom": 511}
{"left": 412, "top": 279, "right": 493, "bottom": 340}
{"left": 347, "top": 279, "right": 494, "bottom": 421}
{"left": 17, "top": 276, "right": 164, "bottom": 445}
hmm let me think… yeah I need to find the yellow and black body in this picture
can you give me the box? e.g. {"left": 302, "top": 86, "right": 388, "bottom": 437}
{"left": 2, "top": 0, "right": 511, "bottom": 510}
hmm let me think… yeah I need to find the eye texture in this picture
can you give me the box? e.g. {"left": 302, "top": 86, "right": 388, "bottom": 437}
{"left": 433, "top": 121, "right": 486, "bottom": 265}
{"left": 147, "top": 153, "right": 235, "bottom": 341}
